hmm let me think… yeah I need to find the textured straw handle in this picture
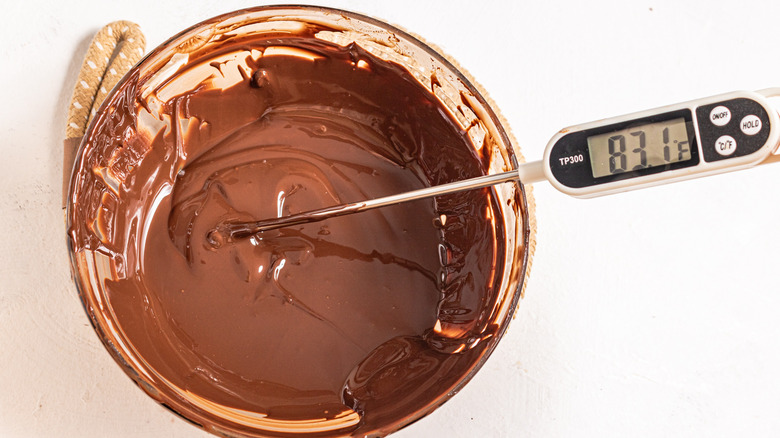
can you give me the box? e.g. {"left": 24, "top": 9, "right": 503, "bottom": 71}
{"left": 63, "top": 20, "right": 146, "bottom": 208}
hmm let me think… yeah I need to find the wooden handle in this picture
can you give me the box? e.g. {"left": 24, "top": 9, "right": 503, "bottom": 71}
{"left": 63, "top": 21, "right": 146, "bottom": 208}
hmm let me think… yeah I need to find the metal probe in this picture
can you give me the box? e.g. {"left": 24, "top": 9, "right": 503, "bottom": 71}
{"left": 210, "top": 161, "right": 546, "bottom": 242}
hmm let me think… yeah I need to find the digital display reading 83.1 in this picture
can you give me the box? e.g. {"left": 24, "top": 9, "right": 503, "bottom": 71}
{"left": 587, "top": 118, "right": 692, "bottom": 178}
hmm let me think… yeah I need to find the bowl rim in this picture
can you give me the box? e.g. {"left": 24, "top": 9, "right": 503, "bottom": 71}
{"left": 65, "top": 5, "right": 533, "bottom": 437}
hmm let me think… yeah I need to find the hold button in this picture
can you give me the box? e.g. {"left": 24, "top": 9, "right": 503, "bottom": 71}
{"left": 740, "top": 115, "right": 762, "bottom": 136}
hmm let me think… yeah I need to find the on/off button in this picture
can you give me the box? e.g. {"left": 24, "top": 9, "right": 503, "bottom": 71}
{"left": 709, "top": 105, "right": 732, "bottom": 126}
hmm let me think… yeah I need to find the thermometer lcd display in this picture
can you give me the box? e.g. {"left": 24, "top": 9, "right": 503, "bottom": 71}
{"left": 588, "top": 118, "right": 692, "bottom": 178}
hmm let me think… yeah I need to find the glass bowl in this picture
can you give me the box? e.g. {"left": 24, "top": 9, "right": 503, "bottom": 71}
{"left": 66, "top": 6, "right": 532, "bottom": 437}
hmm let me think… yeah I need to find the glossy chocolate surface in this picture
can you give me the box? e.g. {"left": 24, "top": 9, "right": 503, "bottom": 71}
{"left": 69, "top": 19, "right": 521, "bottom": 437}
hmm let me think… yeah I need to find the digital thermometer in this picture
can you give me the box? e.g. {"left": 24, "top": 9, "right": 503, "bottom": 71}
{"left": 213, "top": 89, "right": 780, "bottom": 236}
{"left": 543, "top": 89, "right": 780, "bottom": 197}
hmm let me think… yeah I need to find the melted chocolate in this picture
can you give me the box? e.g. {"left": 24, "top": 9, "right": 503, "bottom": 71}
{"left": 69, "top": 25, "right": 514, "bottom": 436}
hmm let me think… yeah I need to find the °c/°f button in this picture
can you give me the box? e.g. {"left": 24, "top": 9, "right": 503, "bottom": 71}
{"left": 715, "top": 135, "right": 737, "bottom": 156}
{"left": 710, "top": 105, "right": 731, "bottom": 126}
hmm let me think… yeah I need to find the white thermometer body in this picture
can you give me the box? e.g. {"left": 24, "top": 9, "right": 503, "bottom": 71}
{"left": 542, "top": 90, "right": 780, "bottom": 198}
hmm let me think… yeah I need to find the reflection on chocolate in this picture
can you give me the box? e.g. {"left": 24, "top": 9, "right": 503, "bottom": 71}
{"left": 69, "top": 21, "right": 520, "bottom": 437}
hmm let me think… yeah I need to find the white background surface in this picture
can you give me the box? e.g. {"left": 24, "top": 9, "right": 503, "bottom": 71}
{"left": 3, "top": 1, "right": 780, "bottom": 437}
